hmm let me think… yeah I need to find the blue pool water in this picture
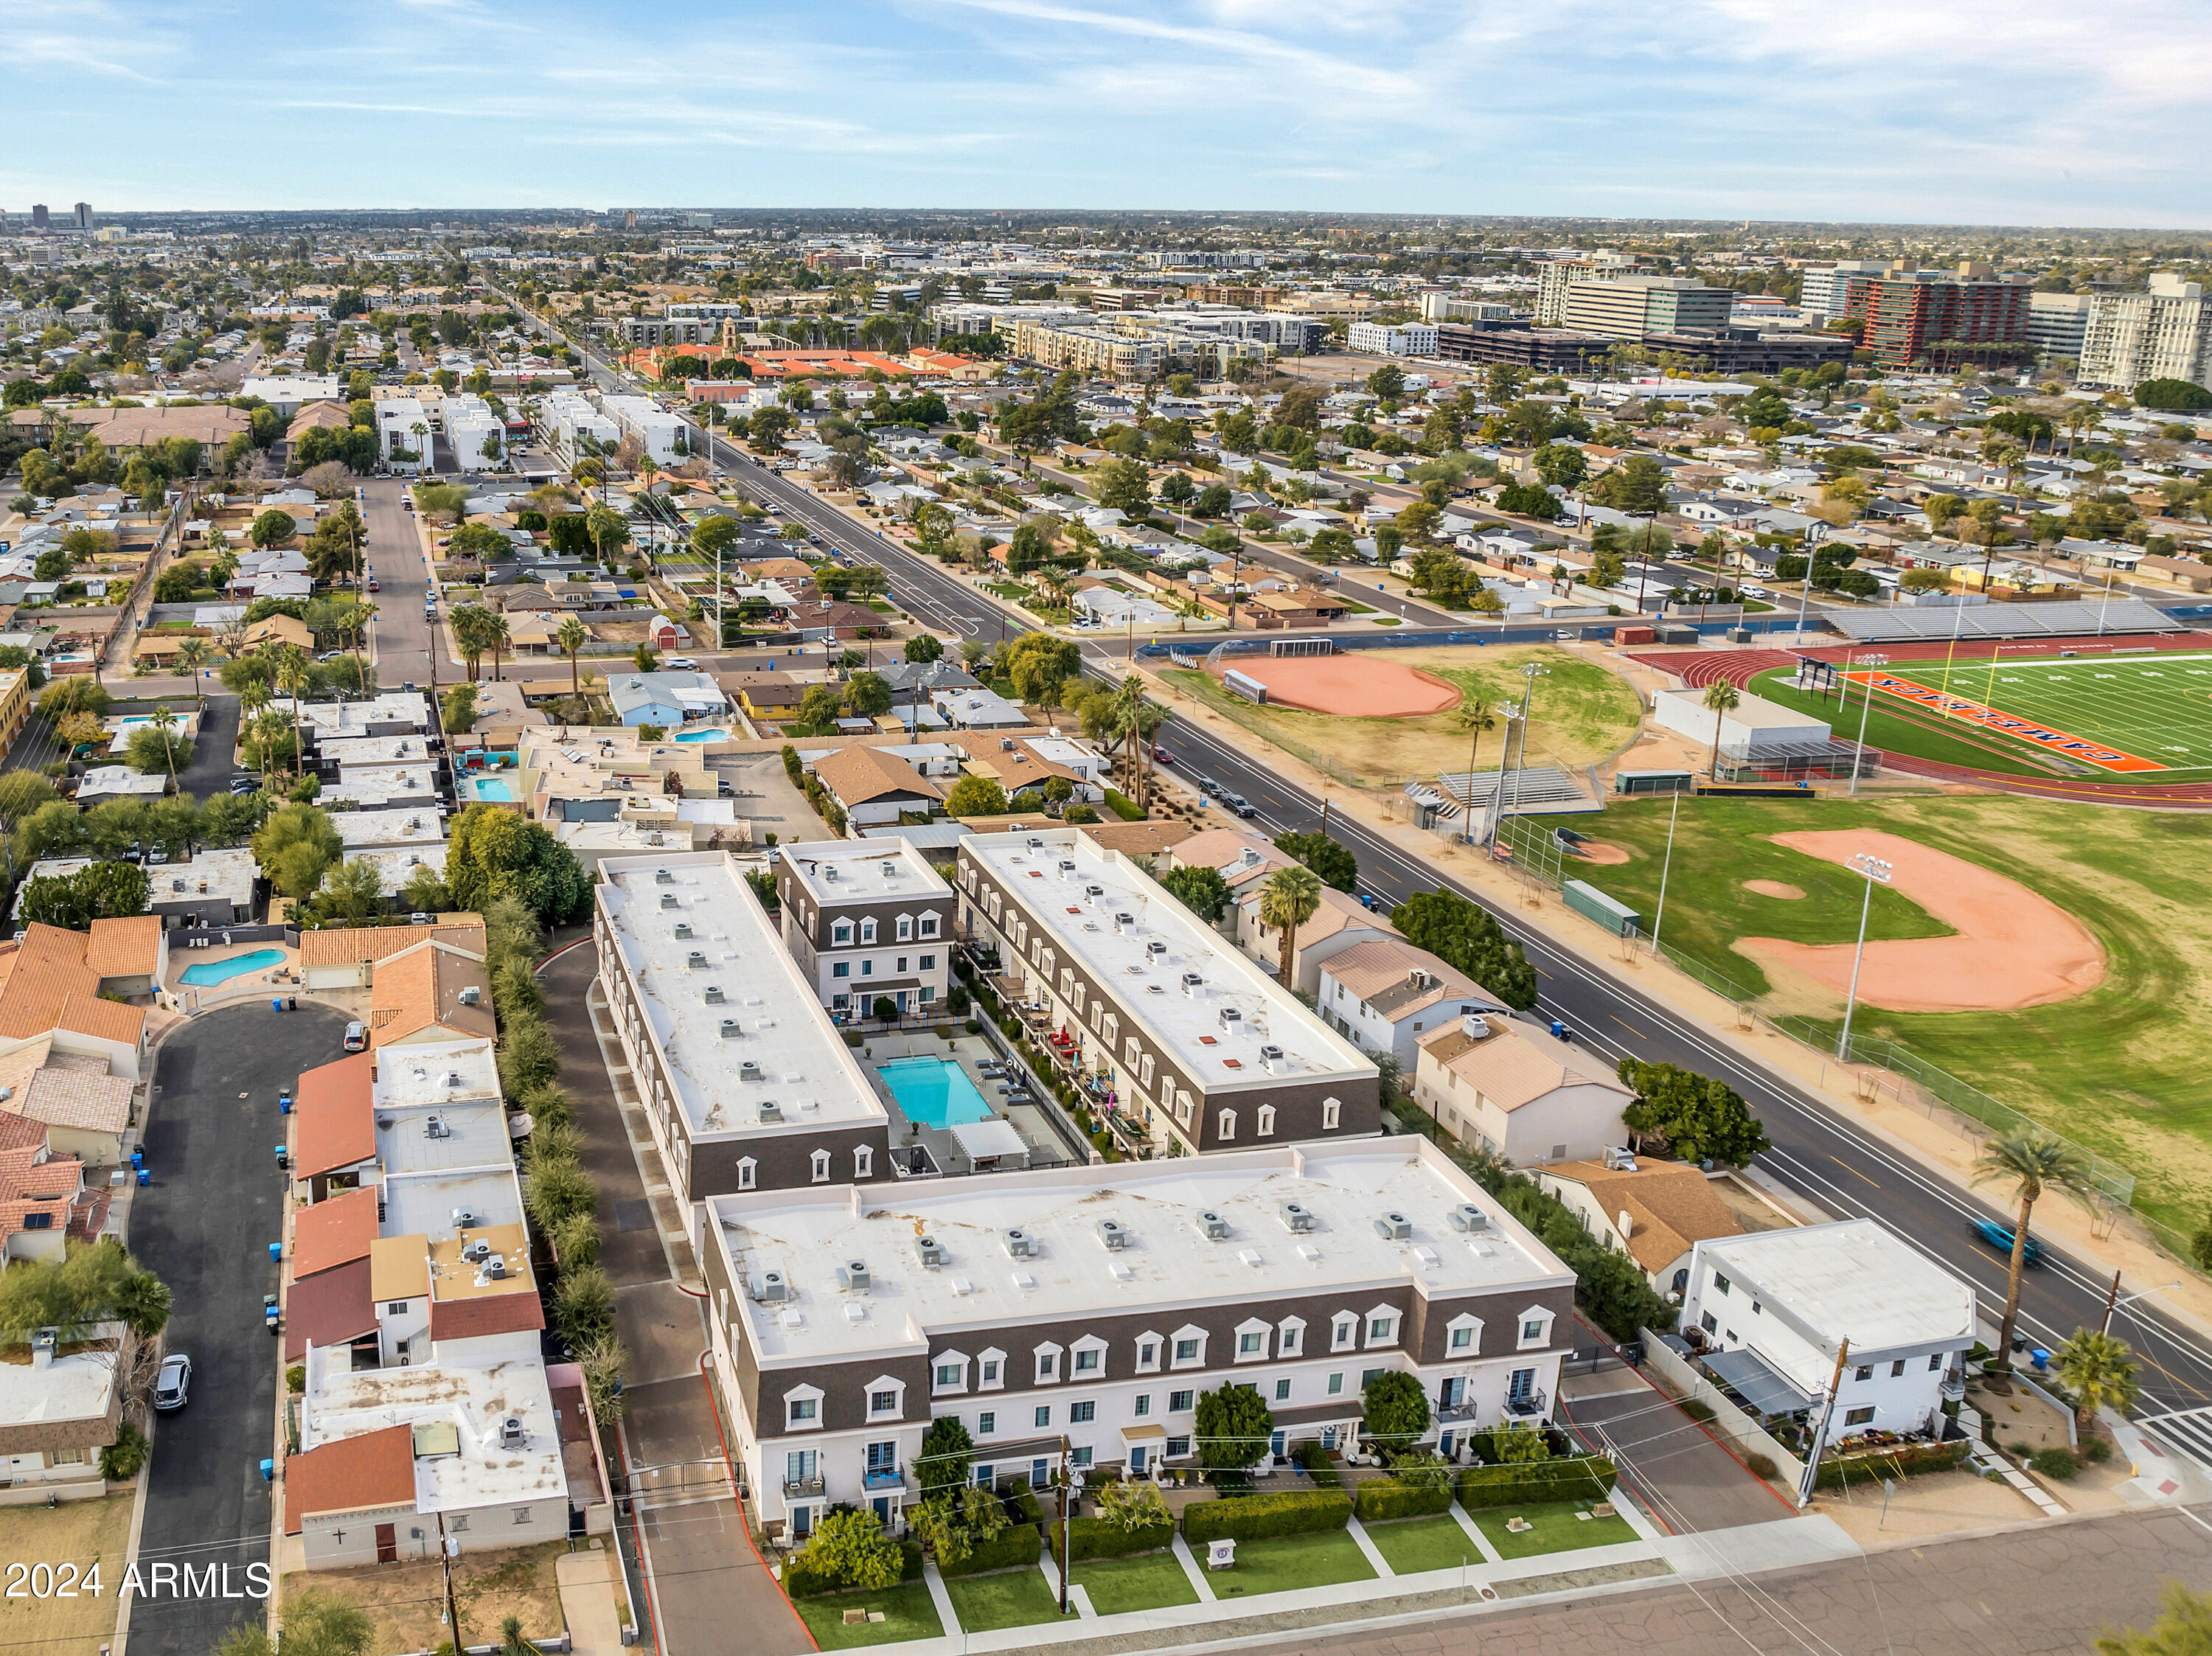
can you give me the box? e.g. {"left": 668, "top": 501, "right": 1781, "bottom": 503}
{"left": 179, "top": 947, "right": 285, "bottom": 987}
{"left": 878, "top": 1057, "right": 995, "bottom": 1130}
{"left": 674, "top": 728, "right": 728, "bottom": 742}
{"left": 469, "top": 778, "right": 515, "bottom": 801}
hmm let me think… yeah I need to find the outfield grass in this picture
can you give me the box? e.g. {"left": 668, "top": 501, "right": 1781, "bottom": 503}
{"left": 1070, "top": 1550, "right": 1200, "bottom": 1615}
{"left": 943, "top": 1568, "right": 1070, "bottom": 1630}
{"left": 1208, "top": 1530, "right": 1376, "bottom": 1598}
{"left": 1470, "top": 1500, "right": 1639, "bottom": 1559}
{"left": 1582, "top": 794, "right": 2212, "bottom": 1231}
{"left": 793, "top": 1582, "right": 945, "bottom": 1649}
{"left": 1364, "top": 1514, "right": 1483, "bottom": 1576}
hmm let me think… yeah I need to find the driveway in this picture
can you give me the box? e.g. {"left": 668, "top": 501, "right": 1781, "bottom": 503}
{"left": 1559, "top": 1371, "right": 1797, "bottom": 1535}
{"left": 127, "top": 1001, "right": 354, "bottom": 1656}
{"left": 108, "top": 692, "right": 241, "bottom": 802}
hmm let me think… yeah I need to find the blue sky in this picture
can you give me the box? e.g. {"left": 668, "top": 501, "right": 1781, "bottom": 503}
{"left": 4, "top": 0, "right": 2209, "bottom": 225}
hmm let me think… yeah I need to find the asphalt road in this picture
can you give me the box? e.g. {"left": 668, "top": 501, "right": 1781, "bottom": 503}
{"left": 362, "top": 477, "right": 437, "bottom": 692}
{"left": 128, "top": 1002, "right": 354, "bottom": 1656}
{"left": 538, "top": 314, "right": 2212, "bottom": 1424}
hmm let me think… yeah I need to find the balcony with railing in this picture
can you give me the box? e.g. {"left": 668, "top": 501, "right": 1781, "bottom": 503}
{"left": 1436, "top": 1401, "right": 1479, "bottom": 1424}
{"left": 1503, "top": 1389, "right": 1549, "bottom": 1419}
{"left": 782, "top": 1472, "right": 825, "bottom": 1498}
{"left": 862, "top": 1462, "right": 908, "bottom": 1492}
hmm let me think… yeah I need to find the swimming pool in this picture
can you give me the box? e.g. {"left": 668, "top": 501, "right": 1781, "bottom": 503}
{"left": 178, "top": 948, "right": 285, "bottom": 987}
{"left": 878, "top": 1057, "right": 995, "bottom": 1130}
{"left": 674, "top": 728, "right": 728, "bottom": 742}
{"left": 467, "top": 777, "right": 515, "bottom": 801}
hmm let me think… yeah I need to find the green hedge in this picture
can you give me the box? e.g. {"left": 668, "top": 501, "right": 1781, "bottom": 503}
{"left": 1354, "top": 1479, "right": 1453, "bottom": 1523}
{"left": 936, "top": 1524, "right": 1043, "bottom": 1577}
{"left": 783, "top": 1539, "right": 925, "bottom": 1596}
{"left": 1814, "top": 1439, "right": 1968, "bottom": 1490}
{"left": 1003, "top": 1476, "right": 1046, "bottom": 1527}
{"left": 1047, "top": 1515, "right": 1176, "bottom": 1561}
{"left": 1455, "top": 1457, "right": 1615, "bottom": 1511}
{"left": 1103, "top": 790, "right": 1147, "bottom": 821}
{"left": 1181, "top": 1491, "right": 1351, "bottom": 1544}
{"left": 1295, "top": 1441, "right": 1342, "bottom": 1489}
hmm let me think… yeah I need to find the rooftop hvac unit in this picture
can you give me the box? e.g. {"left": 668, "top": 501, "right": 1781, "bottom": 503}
{"left": 880, "top": 862, "right": 895, "bottom": 877}
{"left": 1004, "top": 739, "right": 1018, "bottom": 752}
{"left": 461, "top": 1237, "right": 490, "bottom": 1263}
{"left": 649, "top": 832, "right": 666, "bottom": 847}
{"left": 754, "top": 1270, "right": 788, "bottom": 1303}
{"left": 1182, "top": 973, "right": 1204, "bottom": 998}
{"left": 484, "top": 1255, "right": 509, "bottom": 1279}
{"left": 836, "top": 1259, "right": 871, "bottom": 1293}
{"left": 171, "top": 878, "right": 186, "bottom": 892}
{"left": 452, "top": 1208, "right": 477, "bottom": 1231}
{"left": 1025, "top": 836, "right": 1043, "bottom": 849}
{"left": 1461, "top": 1013, "right": 1492, "bottom": 1040}
{"left": 655, "top": 868, "right": 674, "bottom": 884}
{"left": 458, "top": 985, "right": 481, "bottom": 1006}
{"left": 1196, "top": 1210, "right": 1230, "bottom": 1242}
{"left": 720, "top": 1018, "right": 742, "bottom": 1039}
{"left": 1058, "top": 860, "right": 1077, "bottom": 879}
{"left": 1374, "top": 1211, "right": 1413, "bottom": 1241}
{"left": 686, "top": 950, "right": 706, "bottom": 968}
{"left": 424, "top": 1115, "right": 451, "bottom": 1139}
{"left": 445, "top": 1071, "right": 463, "bottom": 1088}
{"left": 916, "top": 1234, "right": 944, "bottom": 1267}
{"left": 758, "top": 1099, "right": 782, "bottom": 1122}
{"left": 499, "top": 1416, "right": 526, "bottom": 1450}
{"left": 704, "top": 984, "right": 726, "bottom": 1003}
{"left": 1447, "top": 1204, "right": 1489, "bottom": 1233}
{"left": 1096, "top": 1218, "right": 1128, "bottom": 1250}
{"left": 823, "top": 866, "right": 838, "bottom": 881}
{"left": 1114, "top": 912, "right": 1135, "bottom": 933}
{"left": 659, "top": 892, "right": 679, "bottom": 910}
{"left": 740, "top": 1061, "right": 763, "bottom": 1083}
{"left": 1278, "top": 1201, "right": 1314, "bottom": 1233}
{"left": 1002, "top": 1227, "right": 1035, "bottom": 1259}
{"left": 1219, "top": 1006, "right": 1243, "bottom": 1031}
{"left": 1259, "top": 1044, "right": 1284, "bottom": 1074}
{"left": 1146, "top": 940, "right": 1167, "bottom": 957}
{"left": 674, "top": 922, "right": 693, "bottom": 939}
{"left": 1602, "top": 1145, "right": 1638, "bottom": 1172}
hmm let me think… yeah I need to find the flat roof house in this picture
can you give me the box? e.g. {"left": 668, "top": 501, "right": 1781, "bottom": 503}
{"left": 702, "top": 1139, "right": 1576, "bottom": 1541}
{"left": 955, "top": 828, "right": 1380, "bottom": 1155}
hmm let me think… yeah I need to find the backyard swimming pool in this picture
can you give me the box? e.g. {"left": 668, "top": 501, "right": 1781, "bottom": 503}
{"left": 465, "top": 777, "right": 515, "bottom": 801}
{"left": 178, "top": 948, "right": 285, "bottom": 987}
{"left": 674, "top": 728, "right": 729, "bottom": 742}
{"left": 877, "top": 1057, "right": 995, "bottom": 1130}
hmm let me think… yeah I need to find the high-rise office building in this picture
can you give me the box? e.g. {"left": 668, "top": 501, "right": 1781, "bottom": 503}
{"left": 1838, "top": 264, "right": 2032, "bottom": 370}
{"left": 2025, "top": 292, "right": 2093, "bottom": 365}
{"left": 1796, "top": 261, "right": 1892, "bottom": 319}
{"left": 2079, "top": 274, "right": 2212, "bottom": 394}
{"left": 1561, "top": 276, "right": 1733, "bottom": 340}
{"left": 1533, "top": 251, "right": 1643, "bottom": 324}
{"left": 29, "top": 205, "right": 49, "bottom": 232}
{"left": 73, "top": 203, "right": 91, "bottom": 232}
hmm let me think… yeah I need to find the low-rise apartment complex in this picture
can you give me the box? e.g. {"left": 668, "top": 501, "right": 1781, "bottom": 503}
{"left": 776, "top": 840, "right": 953, "bottom": 1020}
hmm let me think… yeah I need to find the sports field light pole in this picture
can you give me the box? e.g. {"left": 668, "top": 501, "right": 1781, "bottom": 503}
{"left": 1646, "top": 789, "right": 1682, "bottom": 959}
{"left": 1849, "top": 654, "right": 1875, "bottom": 799}
{"left": 1835, "top": 852, "right": 1893, "bottom": 1061}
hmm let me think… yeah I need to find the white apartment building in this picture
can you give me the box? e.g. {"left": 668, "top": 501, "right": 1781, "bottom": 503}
{"left": 1419, "top": 295, "right": 1517, "bottom": 324}
{"left": 375, "top": 397, "right": 430, "bottom": 471}
{"left": 602, "top": 394, "right": 692, "bottom": 464}
{"left": 1346, "top": 321, "right": 1439, "bottom": 358}
{"left": 2080, "top": 274, "right": 2212, "bottom": 394}
{"left": 702, "top": 1139, "right": 1578, "bottom": 1540}
{"left": 543, "top": 389, "right": 619, "bottom": 455}
{"left": 776, "top": 839, "right": 953, "bottom": 1019}
{"left": 440, "top": 394, "right": 504, "bottom": 470}
{"left": 1534, "top": 253, "right": 1644, "bottom": 325}
{"left": 1680, "top": 1220, "right": 1975, "bottom": 1449}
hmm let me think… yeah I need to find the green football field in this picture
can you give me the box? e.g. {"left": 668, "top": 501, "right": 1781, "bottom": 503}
{"left": 1764, "top": 650, "right": 2212, "bottom": 780}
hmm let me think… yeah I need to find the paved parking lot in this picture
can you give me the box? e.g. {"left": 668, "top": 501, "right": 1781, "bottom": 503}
{"left": 1559, "top": 1374, "right": 1798, "bottom": 1535}
{"left": 127, "top": 1002, "right": 353, "bottom": 1656}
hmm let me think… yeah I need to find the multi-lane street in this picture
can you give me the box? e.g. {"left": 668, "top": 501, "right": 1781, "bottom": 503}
{"left": 532, "top": 310, "right": 2212, "bottom": 1417}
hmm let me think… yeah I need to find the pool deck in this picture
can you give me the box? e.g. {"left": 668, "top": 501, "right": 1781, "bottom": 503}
{"left": 856, "top": 1030, "right": 1081, "bottom": 1174}
{"left": 158, "top": 939, "right": 304, "bottom": 1011}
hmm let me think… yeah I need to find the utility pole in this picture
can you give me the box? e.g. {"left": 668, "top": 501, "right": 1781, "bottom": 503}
{"left": 2101, "top": 1268, "right": 2122, "bottom": 1337}
{"left": 436, "top": 1511, "right": 462, "bottom": 1644}
{"left": 1057, "top": 1436, "right": 1073, "bottom": 1616}
{"left": 1796, "top": 1339, "right": 1849, "bottom": 1509}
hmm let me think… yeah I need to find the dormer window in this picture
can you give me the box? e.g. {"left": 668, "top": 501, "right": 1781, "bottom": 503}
{"left": 896, "top": 915, "right": 913, "bottom": 942}
{"left": 919, "top": 914, "right": 939, "bottom": 938}
{"left": 860, "top": 919, "right": 877, "bottom": 944}
{"left": 832, "top": 920, "right": 854, "bottom": 947}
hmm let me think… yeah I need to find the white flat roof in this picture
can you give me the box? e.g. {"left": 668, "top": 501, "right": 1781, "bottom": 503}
{"left": 0, "top": 1339, "right": 119, "bottom": 1428}
{"left": 349, "top": 845, "right": 449, "bottom": 890}
{"left": 964, "top": 828, "right": 1375, "bottom": 1093}
{"left": 302, "top": 1348, "right": 567, "bottom": 1515}
{"left": 375, "top": 1039, "right": 501, "bottom": 1110}
{"left": 599, "top": 852, "right": 887, "bottom": 1138}
{"left": 299, "top": 693, "right": 433, "bottom": 735}
{"left": 321, "top": 766, "right": 440, "bottom": 809}
{"left": 335, "top": 807, "right": 448, "bottom": 849}
{"left": 319, "top": 734, "right": 431, "bottom": 770}
{"left": 1697, "top": 1220, "right": 1976, "bottom": 1350}
{"left": 150, "top": 847, "right": 257, "bottom": 908}
{"left": 711, "top": 1140, "right": 1568, "bottom": 1363}
{"left": 780, "top": 838, "right": 949, "bottom": 908}
{"left": 381, "top": 1167, "right": 523, "bottom": 1243}
{"left": 376, "top": 1096, "right": 512, "bottom": 1178}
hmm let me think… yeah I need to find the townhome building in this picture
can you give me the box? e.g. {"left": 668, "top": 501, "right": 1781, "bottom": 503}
{"left": 1413, "top": 1012, "right": 1635, "bottom": 1167}
{"left": 1314, "top": 939, "right": 1501, "bottom": 1069}
{"left": 596, "top": 851, "right": 897, "bottom": 1199}
{"left": 776, "top": 840, "right": 953, "bottom": 1020}
{"left": 701, "top": 1139, "right": 1576, "bottom": 1541}
{"left": 955, "top": 828, "right": 1379, "bottom": 1154}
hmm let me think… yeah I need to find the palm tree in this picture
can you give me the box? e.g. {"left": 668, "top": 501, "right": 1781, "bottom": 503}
{"left": 1700, "top": 680, "right": 1742, "bottom": 779}
{"left": 1455, "top": 696, "right": 1497, "bottom": 843}
{"left": 484, "top": 612, "right": 512, "bottom": 682}
{"left": 2053, "top": 1329, "right": 2139, "bottom": 1428}
{"left": 173, "top": 636, "right": 211, "bottom": 704}
{"left": 237, "top": 681, "right": 274, "bottom": 784}
{"left": 1972, "top": 1127, "right": 2096, "bottom": 1358}
{"left": 557, "top": 615, "right": 589, "bottom": 702}
{"left": 1258, "top": 865, "right": 1324, "bottom": 989}
{"left": 270, "top": 644, "right": 310, "bottom": 776}
{"left": 147, "top": 704, "right": 182, "bottom": 793}
{"left": 451, "top": 606, "right": 492, "bottom": 683}
{"left": 348, "top": 599, "right": 378, "bottom": 692}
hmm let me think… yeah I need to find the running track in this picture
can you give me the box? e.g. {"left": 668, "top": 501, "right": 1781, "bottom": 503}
{"left": 1625, "top": 631, "right": 2212, "bottom": 807}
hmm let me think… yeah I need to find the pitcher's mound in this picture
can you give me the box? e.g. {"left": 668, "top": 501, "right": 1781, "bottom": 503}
{"left": 1211, "top": 655, "right": 1459, "bottom": 717}
{"left": 1578, "top": 843, "right": 1632, "bottom": 866}
{"left": 1744, "top": 880, "right": 1806, "bottom": 900}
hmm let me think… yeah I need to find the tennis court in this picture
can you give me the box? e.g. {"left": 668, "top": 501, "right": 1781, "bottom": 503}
{"left": 1840, "top": 650, "right": 2212, "bottom": 778}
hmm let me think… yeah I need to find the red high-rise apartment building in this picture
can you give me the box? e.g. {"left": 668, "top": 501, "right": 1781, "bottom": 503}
{"left": 1841, "top": 263, "right": 2032, "bottom": 370}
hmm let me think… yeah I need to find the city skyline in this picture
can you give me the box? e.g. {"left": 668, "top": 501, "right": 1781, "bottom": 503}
{"left": 2, "top": 0, "right": 2209, "bottom": 226}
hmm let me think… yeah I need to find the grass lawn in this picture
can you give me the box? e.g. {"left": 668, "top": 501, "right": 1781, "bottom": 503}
{"left": 1581, "top": 793, "right": 2212, "bottom": 1230}
{"left": 281, "top": 1539, "right": 568, "bottom": 1653}
{"left": 1208, "top": 1529, "right": 1376, "bottom": 1599}
{"left": 793, "top": 1582, "right": 945, "bottom": 1649}
{"left": 943, "top": 1567, "right": 1071, "bottom": 1631}
{"left": 0, "top": 1495, "right": 132, "bottom": 1656}
{"left": 1161, "top": 642, "right": 1639, "bottom": 786}
{"left": 1068, "top": 1550, "right": 1200, "bottom": 1616}
{"left": 1364, "top": 1514, "right": 1484, "bottom": 1576}
{"left": 1470, "top": 1500, "right": 1640, "bottom": 1559}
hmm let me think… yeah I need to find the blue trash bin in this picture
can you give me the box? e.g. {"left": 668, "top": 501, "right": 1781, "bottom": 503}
{"left": 131, "top": 1148, "right": 145, "bottom": 1169}
{"left": 135, "top": 1166, "right": 149, "bottom": 1187}
{"left": 279, "top": 1093, "right": 292, "bottom": 1115}
{"left": 272, "top": 998, "right": 285, "bottom": 1013}
{"left": 260, "top": 1459, "right": 275, "bottom": 1482}
{"left": 268, "top": 1241, "right": 282, "bottom": 1262}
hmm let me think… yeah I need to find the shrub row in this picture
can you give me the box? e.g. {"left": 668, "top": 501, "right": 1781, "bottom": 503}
{"left": 1455, "top": 1456, "right": 1616, "bottom": 1511}
{"left": 783, "top": 1540, "right": 925, "bottom": 1597}
{"left": 1814, "top": 1439, "right": 1968, "bottom": 1490}
{"left": 1046, "top": 1515, "right": 1176, "bottom": 1561}
{"left": 935, "top": 1524, "right": 1041, "bottom": 1578}
{"left": 1294, "top": 1441, "right": 1342, "bottom": 1489}
{"left": 1181, "top": 1491, "right": 1351, "bottom": 1544}
{"left": 1003, "top": 1477, "right": 1046, "bottom": 1528}
{"left": 1354, "top": 1479, "right": 1453, "bottom": 1523}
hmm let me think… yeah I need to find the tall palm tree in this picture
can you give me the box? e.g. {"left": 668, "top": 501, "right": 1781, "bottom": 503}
{"left": 2053, "top": 1329, "right": 2138, "bottom": 1428}
{"left": 237, "top": 680, "right": 273, "bottom": 784}
{"left": 1701, "top": 681, "right": 1742, "bottom": 779}
{"left": 451, "top": 605, "right": 492, "bottom": 683}
{"left": 173, "top": 636, "right": 211, "bottom": 704}
{"left": 346, "top": 599, "right": 378, "bottom": 692}
{"left": 1455, "top": 696, "right": 1497, "bottom": 843}
{"left": 557, "top": 616, "right": 589, "bottom": 702}
{"left": 484, "top": 612, "right": 512, "bottom": 683}
{"left": 270, "top": 644, "right": 310, "bottom": 776}
{"left": 1972, "top": 1127, "right": 2095, "bottom": 1358}
{"left": 147, "top": 704, "right": 183, "bottom": 793}
{"left": 1258, "top": 865, "right": 1324, "bottom": 990}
